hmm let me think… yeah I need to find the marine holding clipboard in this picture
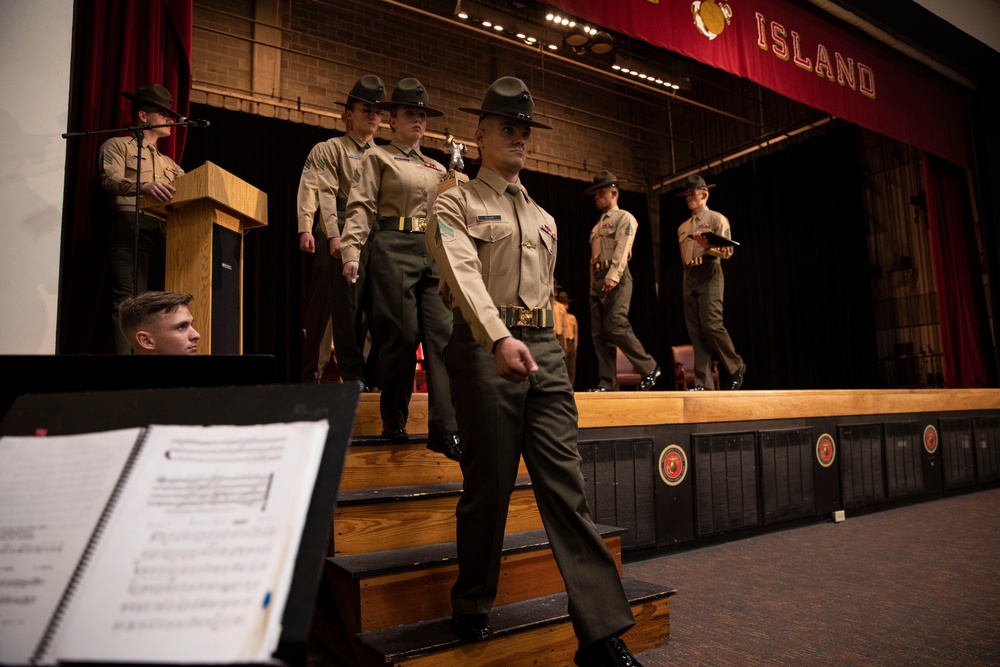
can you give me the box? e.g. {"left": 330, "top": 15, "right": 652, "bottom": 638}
{"left": 676, "top": 174, "right": 747, "bottom": 390}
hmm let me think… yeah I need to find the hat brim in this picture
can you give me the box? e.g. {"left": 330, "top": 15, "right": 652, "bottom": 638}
{"left": 675, "top": 183, "right": 715, "bottom": 196}
{"left": 585, "top": 180, "right": 628, "bottom": 194}
{"left": 337, "top": 92, "right": 386, "bottom": 108}
{"left": 121, "top": 91, "right": 180, "bottom": 119}
{"left": 458, "top": 107, "right": 553, "bottom": 130}
{"left": 378, "top": 101, "right": 445, "bottom": 117}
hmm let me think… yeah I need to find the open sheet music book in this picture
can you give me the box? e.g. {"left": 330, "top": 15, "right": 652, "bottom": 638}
{"left": 0, "top": 420, "right": 330, "bottom": 665}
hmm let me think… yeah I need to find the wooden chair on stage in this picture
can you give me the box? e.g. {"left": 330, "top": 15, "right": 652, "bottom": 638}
{"left": 672, "top": 344, "right": 720, "bottom": 390}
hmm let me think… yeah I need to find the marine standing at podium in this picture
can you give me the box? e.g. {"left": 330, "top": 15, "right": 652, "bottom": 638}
{"left": 341, "top": 78, "right": 460, "bottom": 461}
{"left": 99, "top": 83, "right": 184, "bottom": 355}
{"left": 677, "top": 174, "right": 745, "bottom": 390}
{"left": 296, "top": 75, "right": 387, "bottom": 384}
{"left": 429, "top": 77, "right": 643, "bottom": 667}
{"left": 586, "top": 171, "right": 660, "bottom": 392}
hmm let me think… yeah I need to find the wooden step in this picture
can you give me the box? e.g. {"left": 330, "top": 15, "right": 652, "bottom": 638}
{"left": 327, "top": 526, "right": 625, "bottom": 634}
{"left": 352, "top": 577, "right": 674, "bottom": 667}
{"left": 341, "top": 437, "right": 528, "bottom": 491}
{"left": 333, "top": 478, "right": 541, "bottom": 556}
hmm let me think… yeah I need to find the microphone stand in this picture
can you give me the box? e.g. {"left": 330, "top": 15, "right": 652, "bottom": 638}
{"left": 63, "top": 119, "right": 203, "bottom": 296}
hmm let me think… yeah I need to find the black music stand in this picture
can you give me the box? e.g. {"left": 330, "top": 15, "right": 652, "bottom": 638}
{"left": 1, "top": 382, "right": 361, "bottom": 667}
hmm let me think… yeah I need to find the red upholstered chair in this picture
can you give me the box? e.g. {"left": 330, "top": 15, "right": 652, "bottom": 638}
{"left": 616, "top": 348, "right": 642, "bottom": 390}
{"left": 413, "top": 343, "right": 427, "bottom": 392}
{"left": 672, "top": 344, "right": 719, "bottom": 390}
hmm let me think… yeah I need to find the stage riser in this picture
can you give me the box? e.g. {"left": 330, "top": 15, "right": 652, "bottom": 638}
{"left": 333, "top": 487, "right": 542, "bottom": 556}
{"left": 361, "top": 597, "right": 670, "bottom": 667}
{"left": 583, "top": 410, "right": 1000, "bottom": 551}
{"left": 327, "top": 535, "right": 623, "bottom": 633}
{"left": 340, "top": 441, "right": 528, "bottom": 491}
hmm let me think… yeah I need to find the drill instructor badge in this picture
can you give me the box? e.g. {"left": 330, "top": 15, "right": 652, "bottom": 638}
{"left": 659, "top": 444, "right": 688, "bottom": 486}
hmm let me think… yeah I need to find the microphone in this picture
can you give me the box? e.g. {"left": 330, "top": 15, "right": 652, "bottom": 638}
{"left": 177, "top": 116, "right": 210, "bottom": 127}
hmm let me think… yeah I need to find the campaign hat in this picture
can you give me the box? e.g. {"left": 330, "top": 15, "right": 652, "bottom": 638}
{"left": 585, "top": 170, "right": 627, "bottom": 194}
{"left": 458, "top": 76, "right": 552, "bottom": 129}
{"left": 121, "top": 83, "right": 179, "bottom": 119}
{"left": 377, "top": 78, "right": 444, "bottom": 117}
{"left": 676, "top": 174, "right": 716, "bottom": 195}
{"left": 339, "top": 74, "right": 387, "bottom": 107}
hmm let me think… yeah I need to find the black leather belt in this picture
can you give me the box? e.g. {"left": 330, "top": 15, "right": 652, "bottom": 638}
{"left": 593, "top": 259, "right": 611, "bottom": 271}
{"left": 381, "top": 216, "right": 427, "bottom": 233}
{"left": 499, "top": 305, "right": 553, "bottom": 328}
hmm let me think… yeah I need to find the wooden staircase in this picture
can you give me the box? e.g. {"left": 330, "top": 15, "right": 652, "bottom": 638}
{"left": 316, "top": 395, "right": 674, "bottom": 666}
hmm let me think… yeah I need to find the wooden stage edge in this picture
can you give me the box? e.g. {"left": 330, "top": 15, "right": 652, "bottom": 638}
{"left": 349, "top": 388, "right": 1000, "bottom": 438}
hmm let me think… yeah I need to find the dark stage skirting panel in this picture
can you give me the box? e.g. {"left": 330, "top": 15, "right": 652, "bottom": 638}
{"left": 350, "top": 389, "right": 1000, "bottom": 553}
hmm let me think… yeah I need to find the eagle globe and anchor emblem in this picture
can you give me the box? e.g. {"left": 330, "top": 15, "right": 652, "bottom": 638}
{"left": 691, "top": 0, "right": 733, "bottom": 40}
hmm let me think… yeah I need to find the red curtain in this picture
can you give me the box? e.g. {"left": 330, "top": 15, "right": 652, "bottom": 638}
{"left": 58, "top": 0, "right": 192, "bottom": 353}
{"left": 923, "top": 153, "right": 997, "bottom": 387}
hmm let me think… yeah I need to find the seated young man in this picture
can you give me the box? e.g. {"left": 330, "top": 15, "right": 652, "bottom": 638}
{"left": 117, "top": 291, "right": 201, "bottom": 355}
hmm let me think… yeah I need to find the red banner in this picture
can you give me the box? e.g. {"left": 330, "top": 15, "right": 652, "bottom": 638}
{"left": 550, "top": 0, "right": 970, "bottom": 168}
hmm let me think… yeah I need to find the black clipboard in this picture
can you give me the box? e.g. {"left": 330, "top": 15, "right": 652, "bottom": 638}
{"left": 698, "top": 231, "right": 739, "bottom": 247}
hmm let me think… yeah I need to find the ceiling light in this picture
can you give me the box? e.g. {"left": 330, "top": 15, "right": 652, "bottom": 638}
{"left": 548, "top": 43, "right": 558, "bottom": 50}
{"left": 493, "top": 24, "right": 503, "bottom": 30}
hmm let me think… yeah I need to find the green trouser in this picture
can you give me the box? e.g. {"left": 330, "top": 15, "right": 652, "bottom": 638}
{"left": 683, "top": 260, "right": 742, "bottom": 389}
{"left": 446, "top": 320, "right": 635, "bottom": 646}
{"left": 369, "top": 230, "right": 456, "bottom": 436}
{"left": 589, "top": 267, "right": 657, "bottom": 389}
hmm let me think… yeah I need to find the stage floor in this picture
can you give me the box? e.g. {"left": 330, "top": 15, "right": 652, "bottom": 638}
{"left": 348, "top": 388, "right": 1000, "bottom": 437}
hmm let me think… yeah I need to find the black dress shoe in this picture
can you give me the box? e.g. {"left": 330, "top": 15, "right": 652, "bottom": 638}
{"left": 726, "top": 364, "right": 746, "bottom": 390}
{"left": 427, "top": 433, "right": 462, "bottom": 462}
{"left": 638, "top": 366, "right": 662, "bottom": 391}
{"left": 381, "top": 428, "right": 408, "bottom": 442}
{"left": 451, "top": 612, "right": 491, "bottom": 642}
{"left": 574, "top": 637, "right": 644, "bottom": 667}
{"left": 689, "top": 385, "right": 706, "bottom": 391}
{"left": 587, "top": 387, "right": 609, "bottom": 392}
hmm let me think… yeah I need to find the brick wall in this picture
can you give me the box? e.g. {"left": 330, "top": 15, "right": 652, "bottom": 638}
{"left": 190, "top": 0, "right": 671, "bottom": 189}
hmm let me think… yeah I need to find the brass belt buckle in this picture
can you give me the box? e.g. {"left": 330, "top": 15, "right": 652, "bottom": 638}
{"left": 517, "top": 308, "right": 534, "bottom": 327}
{"left": 414, "top": 217, "right": 427, "bottom": 232}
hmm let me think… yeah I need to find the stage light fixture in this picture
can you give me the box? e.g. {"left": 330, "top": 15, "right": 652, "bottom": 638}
{"left": 590, "top": 31, "right": 614, "bottom": 54}
{"left": 564, "top": 24, "right": 589, "bottom": 47}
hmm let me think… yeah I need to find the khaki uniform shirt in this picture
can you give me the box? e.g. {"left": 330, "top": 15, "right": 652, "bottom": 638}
{"left": 678, "top": 205, "right": 734, "bottom": 265}
{"left": 565, "top": 311, "right": 578, "bottom": 347}
{"left": 99, "top": 135, "right": 183, "bottom": 214}
{"left": 554, "top": 299, "right": 567, "bottom": 339}
{"left": 589, "top": 206, "right": 636, "bottom": 283}
{"left": 341, "top": 139, "right": 445, "bottom": 264}
{"left": 296, "top": 130, "right": 372, "bottom": 236}
{"left": 429, "top": 168, "right": 558, "bottom": 351}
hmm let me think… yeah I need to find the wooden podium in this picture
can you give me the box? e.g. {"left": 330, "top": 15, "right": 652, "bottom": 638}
{"left": 142, "top": 162, "right": 267, "bottom": 355}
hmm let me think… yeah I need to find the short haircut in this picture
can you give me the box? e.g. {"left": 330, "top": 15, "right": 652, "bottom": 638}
{"left": 118, "top": 291, "right": 194, "bottom": 341}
